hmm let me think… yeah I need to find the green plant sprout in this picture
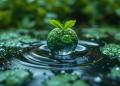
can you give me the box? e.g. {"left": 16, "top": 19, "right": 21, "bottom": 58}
{"left": 45, "top": 73, "right": 89, "bottom": 86}
{"left": 47, "top": 20, "right": 78, "bottom": 55}
{"left": 100, "top": 44, "right": 120, "bottom": 61}
{"left": 0, "top": 69, "right": 32, "bottom": 86}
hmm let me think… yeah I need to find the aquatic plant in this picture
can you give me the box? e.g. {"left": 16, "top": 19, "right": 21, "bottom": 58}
{"left": 47, "top": 20, "right": 78, "bottom": 55}
{"left": 109, "top": 67, "right": 120, "bottom": 79}
{"left": 0, "top": 69, "right": 32, "bottom": 86}
{"left": 45, "top": 73, "right": 89, "bottom": 86}
{"left": 100, "top": 44, "right": 120, "bottom": 61}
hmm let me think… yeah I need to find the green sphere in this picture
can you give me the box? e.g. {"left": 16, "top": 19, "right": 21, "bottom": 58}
{"left": 47, "top": 28, "right": 78, "bottom": 55}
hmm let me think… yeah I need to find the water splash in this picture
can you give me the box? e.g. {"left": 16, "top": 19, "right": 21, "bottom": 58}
{"left": 15, "top": 40, "right": 103, "bottom": 70}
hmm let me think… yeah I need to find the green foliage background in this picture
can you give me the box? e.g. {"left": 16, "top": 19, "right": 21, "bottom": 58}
{"left": 0, "top": 0, "right": 120, "bottom": 29}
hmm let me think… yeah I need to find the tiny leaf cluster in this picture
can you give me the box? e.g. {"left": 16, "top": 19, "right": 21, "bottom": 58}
{"left": 48, "top": 20, "right": 76, "bottom": 29}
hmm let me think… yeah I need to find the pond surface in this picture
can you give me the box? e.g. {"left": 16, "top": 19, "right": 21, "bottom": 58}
{"left": 0, "top": 28, "right": 120, "bottom": 86}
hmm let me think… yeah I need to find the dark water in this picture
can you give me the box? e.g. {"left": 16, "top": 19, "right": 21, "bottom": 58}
{"left": 6, "top": 40, "right": 110, "bottom": 86}
{"left": 16, "top": 40, "right": 102, "bottom": 70}
{"left": 0, "top": 28, "right": 120, "bottom": 86}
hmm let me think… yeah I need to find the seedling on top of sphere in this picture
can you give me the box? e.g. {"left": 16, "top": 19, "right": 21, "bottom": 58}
{"left": 47, "top": 20, "right": 78, "bottom": 55}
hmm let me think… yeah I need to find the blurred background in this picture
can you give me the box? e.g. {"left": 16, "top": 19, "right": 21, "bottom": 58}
{"left": 0, "top": 0, "right": 119, "bottom": 29}
{"left": 0, "top": 1, "right": 120, "bottom": 86}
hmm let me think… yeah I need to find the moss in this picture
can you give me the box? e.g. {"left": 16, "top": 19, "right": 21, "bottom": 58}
{"left": 45, "top": 73, "right": 89, "bottom": 86}
{"left": 47, "top": 28, "right": 78, "bottom": 55}
{"left": 61, "top": 35, "right": 72, "bottom": 43}
{"left": 100, "top": 44, "right": 120, "bottom": 60}
{"left": 0, "top": 69, "right": 32, "bottom": 86}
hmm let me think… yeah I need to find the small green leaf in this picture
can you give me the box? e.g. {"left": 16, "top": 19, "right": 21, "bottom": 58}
{"left": 64, "top": 20, "right": 76, "bottom": 29}
{"left": 48, "top": 20, "right": 63, "bottom": 29}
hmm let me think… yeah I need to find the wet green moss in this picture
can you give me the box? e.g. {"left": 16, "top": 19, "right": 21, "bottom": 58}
{"left": 0, "top": 69, "right": 32, "bottom": 86}
{"left": 47, "top": 28, "right": 78, "bottom": 53}
{"left": 100, "top": 44, "right": 120, "bottom": 61}
{"left": 47, "top": 20, "right": 78, "bottom": 55}
{"left": 45, "top": 73, "right": 89, "bottom": 86}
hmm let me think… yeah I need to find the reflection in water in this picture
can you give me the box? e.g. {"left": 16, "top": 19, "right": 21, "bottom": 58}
{"left": 16, "top": 40, "right": 103, "bottom": 70}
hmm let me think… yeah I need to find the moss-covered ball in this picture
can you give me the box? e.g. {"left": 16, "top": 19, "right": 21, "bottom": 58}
{"left": 47, "top": 28, "right": 78, "bottom": 55}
